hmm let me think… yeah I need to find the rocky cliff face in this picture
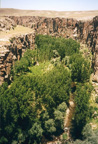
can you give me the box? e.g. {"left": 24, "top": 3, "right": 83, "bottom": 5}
{"left": 0, "top": 16, "right": 98, "bottom": 85}
{"left": 0, "top": 33, "right": 35, "bottom": 85}
{"left": 0, "top": 17, "right": 16, "bottom": 31}
{"left": 9, "top": 16, "right": 78, "bottom": 38}
{"left": 9, "top": 16, "right": 98, "bottom": 45}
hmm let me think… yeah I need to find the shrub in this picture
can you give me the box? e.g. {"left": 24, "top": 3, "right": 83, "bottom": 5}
{"left": 28, "top": 123, "right": 43, "bottom": 143}
{"left": 62, "top": 133, "right": 68, "bottom": 140}
{"left": 45, "top": 119, "right": 56, "bottom": 134}
{"left": 57, "top": 102, "right": 67, "bottom": 116}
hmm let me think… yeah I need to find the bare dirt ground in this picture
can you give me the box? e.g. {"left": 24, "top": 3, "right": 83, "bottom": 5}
{"left": 0, "top": 8, "right": 98, "bottom": 20}
{"left": 0, "top": 25, "right": 33, "bottom": 47}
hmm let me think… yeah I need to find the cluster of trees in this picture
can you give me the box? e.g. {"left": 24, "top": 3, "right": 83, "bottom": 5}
{"left": 73, "top": 124, "right": 98, "bottom": 144}
{"left": 11, "top": 49, "right": 36, "bottom": 76}
{"left": 71, "top": 83, "right": 92, "bottom": 139}
{"left": 0, "top": 35, "right": 93, "bottom": 143}
{"left": 0, "top": 65, "right": 71, "bottom": 143}
{"left": 35, "top": 35, "right": 80, "bottom": 61}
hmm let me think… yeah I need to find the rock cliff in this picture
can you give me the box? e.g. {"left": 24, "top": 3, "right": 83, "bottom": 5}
{"left": 0, "top": 16, "right": 16, "bottom": 31}
{"left": 0, "top": 33, "right": 35, "bottom": 85}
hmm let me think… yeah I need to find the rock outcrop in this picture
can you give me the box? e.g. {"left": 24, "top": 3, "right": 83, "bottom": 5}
{"left": 0, "top": 33, "right": 35, "bottom": 85}
{"left": 0, "top": 17, "right": 16, "bottom": 31}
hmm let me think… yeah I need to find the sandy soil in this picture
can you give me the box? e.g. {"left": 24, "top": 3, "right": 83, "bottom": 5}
{"left": 0, "top": 8, "right": 98, "bottom": 20}
{"left": 0, "top": 25, "right": 33, "bottom": 46}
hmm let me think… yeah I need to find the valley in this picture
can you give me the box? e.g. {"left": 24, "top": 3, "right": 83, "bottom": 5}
{"left": 0, "top": 8, "right": 98, "bottom": 144}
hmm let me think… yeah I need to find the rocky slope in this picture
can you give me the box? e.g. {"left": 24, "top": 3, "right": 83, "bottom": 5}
{"left": 0, "top": 33, "right": 35, "bottom": 85}
{"left": 0, "top": 16, "right": 16, "bottom": 31}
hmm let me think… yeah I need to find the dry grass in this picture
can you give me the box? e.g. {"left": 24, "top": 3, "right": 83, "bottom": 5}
{"left": 0, "top": 8, "right": 98, "bottom": 20}
{"left": 0, "top": 25, "right": 33, "bottom": 45}
{"left": 0, "top": 25, "right": 33, "bottom": 38}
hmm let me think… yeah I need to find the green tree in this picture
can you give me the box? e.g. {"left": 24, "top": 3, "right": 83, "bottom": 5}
{"left": 28, "top": 123, "right": 43, "bottom": 143}
{"left": 71, "top": 83, "right": 92, "bottom": 139}
{"left": 35, "top": 35, "right": 80, "bottom": 61}
{"left": 44, "top": 119, "right": 56, "bottom": 134}
{"left": 70, "top": 54, "right": 91, "bottom": 82}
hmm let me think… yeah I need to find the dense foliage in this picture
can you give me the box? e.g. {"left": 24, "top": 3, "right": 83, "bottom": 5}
{"left": 0, "top": 35, "right": 92, "bottom": 143}
{"left": 69, "top": 54, "right": 90, "bottom": 82}
{"left": 35, "top": 35, "right": 80, "bottom": 61}
{"left": 0, "top": 67, "right": 70, "bottom": 143}
{"left": 73, "top": 124, "right": 98, "bottom": 144}
{"left": 71, "top": 83, "right": 92, "bottom": 139}
{"left": 12, "top": 49, "right": 36, "bottom": 76}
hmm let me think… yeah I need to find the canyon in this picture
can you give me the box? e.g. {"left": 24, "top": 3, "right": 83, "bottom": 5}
{"left": 0, "top": 15, "right": 98, "bottom": 85}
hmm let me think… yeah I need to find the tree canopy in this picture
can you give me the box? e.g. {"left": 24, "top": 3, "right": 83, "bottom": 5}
{"left": 0, "top": 35, "right": 92, "bottom": 143}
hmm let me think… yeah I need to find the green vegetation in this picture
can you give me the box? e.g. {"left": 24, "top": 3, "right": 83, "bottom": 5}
{"left": 71, "top": 83, "right": 93, "bottom": 139}
{"left": 35, "top": 34, "right": 80, "bottom": 61}
{"left": 70, "top": 54, "right": 90, "bottom": 82}
{"left": 0, "top": 35, "right": 93, "bottom": 143}
{"left": 73, "top": 124, "right": 98, "bottom": 144}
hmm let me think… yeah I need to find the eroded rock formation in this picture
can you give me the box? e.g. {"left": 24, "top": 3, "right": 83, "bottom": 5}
{"left": 0, "top": 16, "right": 16, "bottom": 31}
{"left": 0, "top": 33, "right": 35, "bottom": 85}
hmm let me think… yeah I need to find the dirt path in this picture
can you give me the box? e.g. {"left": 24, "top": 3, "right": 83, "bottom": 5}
{"left": 64, "top": 94, "right": 75, "bottom": 128}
